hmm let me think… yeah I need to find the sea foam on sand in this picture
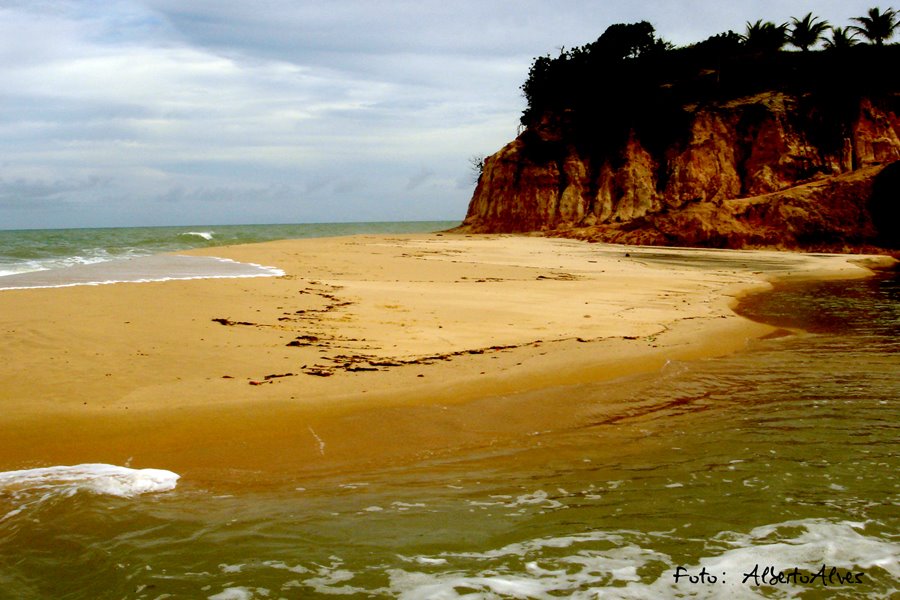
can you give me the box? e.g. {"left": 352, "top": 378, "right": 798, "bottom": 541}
{"left": 0, "top": 254, "right": 283, "bottom": 290}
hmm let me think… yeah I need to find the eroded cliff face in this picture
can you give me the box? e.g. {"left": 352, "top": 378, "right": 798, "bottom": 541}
{"left": 458, "top": 92, "right": 900, "bottom": 250}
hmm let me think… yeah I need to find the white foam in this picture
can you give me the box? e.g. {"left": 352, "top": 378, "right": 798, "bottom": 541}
{"left": 302, "top": 557, "right": 368, "bottom": 596}
{"left": 192, "top": 519, "right": 895, "bottom": 597}
{"left": 0, "top": 263, "right": 46, "bottom": 277}
{"left": 207, "top": 587, "right": 266, "bottom": 600}
{"left": 713, "top": 519, "right": 900, "bottom": 578}
{"left": 380, "top": 519, "right": 898, "bottom": 599}
{"left": 0, "top": 463, "right": 180, "bottom": 519}
{"left": 0, "top": 253, "right": 122, "bottom": 279}
{"left": 0, "top": 255, "right": 284, "bottom": 290}
{"left": 182, "top": 231, "right": 215, "bottom": 241}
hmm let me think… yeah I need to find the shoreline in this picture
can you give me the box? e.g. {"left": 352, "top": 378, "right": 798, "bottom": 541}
{"left": 0, "top": 233, "right": 893, "bottom": 484}
{"left": 0, "top": 254, "right": 285, "bottom": 291}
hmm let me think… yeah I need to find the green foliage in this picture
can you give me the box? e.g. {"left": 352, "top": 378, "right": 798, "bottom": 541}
{"left": 687, "top": 30, "right": 743, "bottom": 54}
{"left": 520, "top": 21, "right": 670, "bottom": 126}
{"left": 582, "top": 21, "right": 671, "bottom": 59}
{"left": 468, "top": 154, "right": 485, "bottom": 184}
{"left": 850, "top": 7, "right": 899, "bottom": 45}
{"left": 788, "top": 13, "right": 830, "bottom": 51}
{"left": 824, "top": 27, "right": 860, "bottom": 49}
{"left": 520, "top": 20, "right": 684, "bottom": 157}
{"left": 516, "top": 11, "right": 900, "bottom": 169}
{"left": 741, "top": 20, "right": 789, "bottom": 52}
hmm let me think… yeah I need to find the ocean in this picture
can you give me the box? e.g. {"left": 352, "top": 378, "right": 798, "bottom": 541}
{"left": 0, "top": 222, "right": 457, "bottom": 289}
{"left": 0, "top": 224, "right": 897, "bottom": 599}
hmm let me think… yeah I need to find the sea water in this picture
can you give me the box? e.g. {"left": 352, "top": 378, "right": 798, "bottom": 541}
{"left": 0, "top": 230, "right": 897, "bottom": 598}
{"left": 0, "top": 222, "right": 457, "bottom": 288}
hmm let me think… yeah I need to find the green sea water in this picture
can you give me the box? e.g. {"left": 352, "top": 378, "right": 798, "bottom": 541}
{"left": 0, "top": 222, "right": 458, "bottom": 278}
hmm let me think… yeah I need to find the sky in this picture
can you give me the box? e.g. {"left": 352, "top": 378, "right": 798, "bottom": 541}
{"left": 0, "top": 1, "right": 888, "bottom": 229}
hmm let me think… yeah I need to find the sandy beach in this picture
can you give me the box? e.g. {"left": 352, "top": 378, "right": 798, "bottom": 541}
{"left": 0, "top": 233, "right": 891, "bottom": 485}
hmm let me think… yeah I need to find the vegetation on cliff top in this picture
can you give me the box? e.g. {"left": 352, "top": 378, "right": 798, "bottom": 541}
{"left": 519, "top": 9, "right": 900, "bottom": 158}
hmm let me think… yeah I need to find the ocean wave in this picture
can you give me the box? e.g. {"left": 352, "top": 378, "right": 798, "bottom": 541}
{"left": 0, "top": 254, "right": 115, "bottom": 278}
{"left": 1, "top": 463, "right": 180, "bottom": 521}
{"left": 181, "top": 231, "right": 215, "bottom": 241}
{"left": 0, "top": 255, "right": 284, "bottom": 290}
{"left": 0, "top": 265, "right": 42, "bottom": 277}
{"left": 377, "top": 519, "right": 900, "bottom": 599}
{"left": 198, "top": 519, "right": 898, "bottom": 598}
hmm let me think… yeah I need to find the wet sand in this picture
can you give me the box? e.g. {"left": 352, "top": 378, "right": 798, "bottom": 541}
{"left": 0, "top": 234, "right": 891, "bottom": 485}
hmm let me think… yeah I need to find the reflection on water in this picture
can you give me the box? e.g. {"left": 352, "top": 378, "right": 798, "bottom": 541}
{"left": 737, "top": 272, "right": 900, "bottom": 338}
{"left": 1, "top": 275, "right": 898, "bottom": 598}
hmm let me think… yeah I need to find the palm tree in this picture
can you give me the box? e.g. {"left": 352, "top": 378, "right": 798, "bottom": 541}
{"left": 850, "top": 7, "right": 899, "bottom": 46}
{"left": 788, "top": 13, "right": 830, "bottom": 51}
{"left": 742, "top": 20, "right": 789, "bottom": 52}
{"left": 823, "top": 26, "right": 860, "bottom": 50}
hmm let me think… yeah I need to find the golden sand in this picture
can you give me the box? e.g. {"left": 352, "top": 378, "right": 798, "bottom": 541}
{"left": 0, "top": 234, "right": 889, "bottom": 485}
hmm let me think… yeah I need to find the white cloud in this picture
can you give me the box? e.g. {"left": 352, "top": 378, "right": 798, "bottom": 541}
{"left": 0, "top": 0, "right": 887, "bottom": 228}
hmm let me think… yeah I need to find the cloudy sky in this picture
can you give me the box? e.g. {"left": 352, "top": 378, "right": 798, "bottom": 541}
{"left": 0, "top": 1, "right": 886, "bottom": 229}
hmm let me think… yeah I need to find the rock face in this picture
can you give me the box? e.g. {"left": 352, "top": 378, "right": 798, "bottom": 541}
{"left": 458, "top": 92, "right": 900, "bottom": 250}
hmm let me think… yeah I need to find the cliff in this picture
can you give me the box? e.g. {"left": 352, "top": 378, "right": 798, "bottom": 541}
{"left": 457, "top": 47, "right": 900, "bottom": 251}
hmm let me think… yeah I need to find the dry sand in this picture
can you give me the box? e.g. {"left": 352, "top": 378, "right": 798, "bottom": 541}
{"left": 0, "top": 234, "right": 891, "bottom": 485}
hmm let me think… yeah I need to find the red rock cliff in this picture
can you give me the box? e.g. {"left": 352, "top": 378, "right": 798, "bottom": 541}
{"left": 458, "top": 92, "right": 900, "bottom": 250}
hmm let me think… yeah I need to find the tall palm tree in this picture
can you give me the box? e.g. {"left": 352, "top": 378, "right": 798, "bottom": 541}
{"left": 823, "top": 26, "right": 860, "bottom": 50}
{"left": 850, "top": 7, "right": 899, "bottom": 46}
{"left": 788, "top": 13, "right": 830, "bottom": 51}
{"left": 742, "top": 20, "right": 789, "bottom": 52}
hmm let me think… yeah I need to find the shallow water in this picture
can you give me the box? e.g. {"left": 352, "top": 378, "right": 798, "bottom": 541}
{"left": 0, "top": 273, "right": 897, "bottom": 599}
{"left": 0, "top": 255, "right": 284, "bottom": 290}
{"left": 0, "top": 222, "right": 457, "bottom": 279}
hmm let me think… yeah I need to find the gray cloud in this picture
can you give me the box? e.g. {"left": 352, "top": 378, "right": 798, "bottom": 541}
{"left": 405, "top": 166, "right": 436, "bottom": 191}
{"left": 0, "top": 175, "right": 109, "bottom": 205}
{"left": 0, "top": 0, "right": 885, "bottom": 229}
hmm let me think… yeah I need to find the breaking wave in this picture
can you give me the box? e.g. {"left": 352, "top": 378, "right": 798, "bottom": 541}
{"left": 181, "top": 231, "right": 215, "bottom": 241}
{"left": 1, "top": 463, "right": 180, "bottom": 521}
{"left": 195, "top": 519, "right": 898, "bottom": 599}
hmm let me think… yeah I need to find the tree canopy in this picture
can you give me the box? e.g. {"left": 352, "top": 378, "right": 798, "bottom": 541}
{"left": 850, "top": 7, "right": 899, "bottom": 45}
{"left": 742, "top": 20, "right": 789, "bottom": 52}
{"left": 520, "top": 20, "right": 669, "bottom": 123}
{"left": 520, "top": 9, "right": 900, "bottom": 133}
{"left": 824, "top": 27, "right": 859, "bottom": 50}
{"left": 788, "top": 13, "right": 831, "bottom": 51}
{"left": 516, "top": 11, "right": 900, "bottom": 166}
